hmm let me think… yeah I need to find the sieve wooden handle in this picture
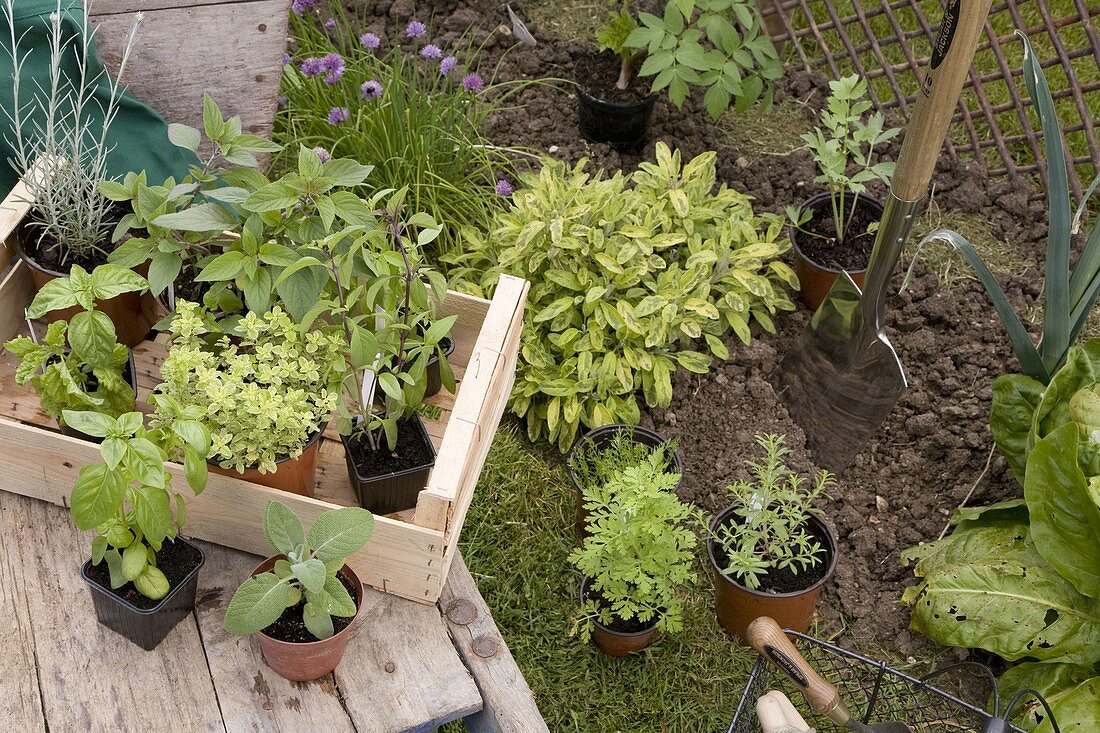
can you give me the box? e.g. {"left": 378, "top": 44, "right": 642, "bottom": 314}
{"left": 747, "top": 617, "right": 852, "bottom": 726}
{"left": 891, "top": 0, "right": 996, "bottom": 201}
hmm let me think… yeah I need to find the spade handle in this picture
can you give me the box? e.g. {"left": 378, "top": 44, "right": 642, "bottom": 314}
{"left": 747, "top": 617, "right": 853, "bottom": 727}
{"left": 891, "top": 0, "right": 996, "bottom": 201}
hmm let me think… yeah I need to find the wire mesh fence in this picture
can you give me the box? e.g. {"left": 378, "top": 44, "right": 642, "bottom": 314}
{"left": 757, "top": 0, "right": 1100, "bottom": 201}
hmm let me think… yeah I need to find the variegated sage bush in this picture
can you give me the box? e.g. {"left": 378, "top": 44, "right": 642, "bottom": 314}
{"left": 447, "top": 143, "right": 797, "bottom": 452}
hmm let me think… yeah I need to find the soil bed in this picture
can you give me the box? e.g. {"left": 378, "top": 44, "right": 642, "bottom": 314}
{"left": 328, "top": 0, "right": 1056, "bottom": 668}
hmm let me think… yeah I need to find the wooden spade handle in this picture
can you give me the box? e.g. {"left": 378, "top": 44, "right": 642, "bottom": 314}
{"left": 747, "top": 617, "right": 852, "bottom": 726}
{"left": 892, "top": 0, "right": 995, "bottom": 201}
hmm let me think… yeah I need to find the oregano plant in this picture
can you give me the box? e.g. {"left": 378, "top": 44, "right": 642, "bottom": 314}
{"left": 711, "top": 434, "right": 835, "bottom": 590}
{"left": 65, "top": 394, "right": 211, "bottom": 600}
{"left": 224, "top": 501, "right": 374, "bottom": 640}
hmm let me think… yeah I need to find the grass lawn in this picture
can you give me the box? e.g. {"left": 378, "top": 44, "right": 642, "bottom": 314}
{"left": 441, "top": 423, "right": 759, "bottom": 732}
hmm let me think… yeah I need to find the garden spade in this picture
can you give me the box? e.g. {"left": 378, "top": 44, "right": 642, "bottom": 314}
{"left": 748, "top": 617, "right": 914, "bottom": 733}
{"left": 782, "top": 0, "right": 995, "bottom": 472}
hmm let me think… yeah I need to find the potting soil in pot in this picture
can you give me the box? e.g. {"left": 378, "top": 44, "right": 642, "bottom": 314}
{"left": 83, "top": 539, "right": 203, "bottom": 610}
{"left": 583, "top": 583, "right": 654, "bottom": 634}
{"left": 573, "top": 51, "right": 650, "bottom": 105}
{"left": 709, "top": 515, "right": 831, "bottom": 594}
{"left": 344, "top": 416, "right": 435, "bottom": 477}
{"left": 262, "top": 571, "right": 358, "bottom": 643}
{"left": 793, "top": 196, "right": 881, "bottom": 271}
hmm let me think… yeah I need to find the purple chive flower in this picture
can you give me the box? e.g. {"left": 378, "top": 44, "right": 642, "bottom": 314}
{"left": 276, "top": 95, "right": 288, "bottom": 108}
{"left": 300, "top": 56, "right": 324, "bottom": 78}
{"left": 290, "top": 0, "right": 314, "bottom": 15}
{"left": 282, "top": 51, "right": 291, "bottom": 66}
{"left": 495, "top": 179, "right": 514, "bottom": 196}
{"left": 321, "top": 52, "right": 345, "bottom": 84}
{"left": 361, "top": 80, "right": 383, "bottom": 100}
{"left": 462, "top": 72, "right": 484, "bottom": 92}
{"left": 312, "top": 146, "right": 331, "bottom": 163}
{"left": 327, "top": 106, "right": 349, "bottom": 125}
{"left": 323, "top": 18, "right": 336, "bottom": 30}
{"left": 360, "top": 32, "right": 380, "bottom": 50}
{"left": 420, "top": 44, "right": 442, "bottom": 59}
{"left": 439, "top": 55, "right": 457, "bottom": 76}
{"left": 406, "top": 20, "right": 427, "bottom": 38}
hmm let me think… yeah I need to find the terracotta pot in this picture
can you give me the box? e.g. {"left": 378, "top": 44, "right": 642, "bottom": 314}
{"left": 707, "top": 505, "right": 837, "bottom": 642}
{"left": 789, "top": 192, "right": 884, "bottom": 311}
{"left": 250, "top": 555, "right": 364, "bottom": 682}
{"left": 16, "top": 228, "right": 163, "bottom": 347}
{"left": 209, "top": 425, "right": 326, "bottom": 497}
{"left": 580, "top": 576, "right": 658, "bottom": 656}
{"left": 567, "top": 424, "right": 683, "bottom": 537}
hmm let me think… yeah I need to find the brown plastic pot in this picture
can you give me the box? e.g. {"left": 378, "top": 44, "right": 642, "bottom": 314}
{"left": 707, "top": 505, "right": 837, "bottom": 642}
{"left": 250, "top": 555, "right": 364, "bottom": 682}
{"left": 209, "top": 425, "right": 326, "bottom": 497}
{"left": 789, "top": 192, "right": 884, "bottom": 311}
{"left": 16, "top": 228, "right": 163, "bottom": 347}
{"left": 567, "top": 424, "right": 683, "bottom": 537}
{"left": 580, "top": 576, "right": 658, "bottom": 657}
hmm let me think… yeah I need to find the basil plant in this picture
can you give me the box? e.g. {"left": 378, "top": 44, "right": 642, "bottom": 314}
{"left": 447, "top": 142, "right": 796, "bottom": 452}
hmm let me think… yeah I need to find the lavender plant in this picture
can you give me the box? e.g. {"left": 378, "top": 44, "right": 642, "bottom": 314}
{"left": 1, "top": 0, "right": 141, "bottom": 265}
{"left": 712, "top": 434, "right": 834, "bottom": 590}
{"left": 279, "top": 3, "right": 533, "bottom": 255}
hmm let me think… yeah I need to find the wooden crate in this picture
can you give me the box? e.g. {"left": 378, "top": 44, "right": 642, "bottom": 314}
{"left": 0, "top": 182, "right": 528, "bottom": 605}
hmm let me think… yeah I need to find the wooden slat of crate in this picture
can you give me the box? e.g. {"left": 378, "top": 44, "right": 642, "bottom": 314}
{"left": 90, "top": 0, "right": 289, "bottom": 141}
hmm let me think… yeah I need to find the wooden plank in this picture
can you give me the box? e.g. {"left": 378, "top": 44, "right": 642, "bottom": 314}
{"left": 93, "top": 0, "right": 267, "bottom": 13}
{"left": 414, "top": 276, "right": 528, "bottom": 534}
{"left": 439, "top": 290, "right": 493, "bottom": 368}
{"left": 192, "top": 542, "right": 358, "bottom": 733}
{"left": 0, "top": 495, "right": 45, "bottom": 730}
{"left": 0, "top": 492, "right": 224, "bottom": 732}
{"left": 335, "top": 592, "right": 482, "bottom": 733}
{"left": 441, "top": 553, "right": 547, "bottom": 733}
{"left": 91, "top": 1, "right": 288, "bottom": 139}
{"left": 0, "top": 173, "right": 35, "bottom": 244}
{"left": 0, "top": 259, "right": 34, "bottom": 345}
{"left": 0, "top": 418, "right": 447, "bottom": 604}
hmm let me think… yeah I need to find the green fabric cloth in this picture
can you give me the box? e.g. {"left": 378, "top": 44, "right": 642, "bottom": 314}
{"left": 0, "top": 0, "right": 195, "bottom": 198}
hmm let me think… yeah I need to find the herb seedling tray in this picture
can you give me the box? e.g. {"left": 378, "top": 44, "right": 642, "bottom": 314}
{"left": 0, "top": 180, "right": 528, "bottom": 604}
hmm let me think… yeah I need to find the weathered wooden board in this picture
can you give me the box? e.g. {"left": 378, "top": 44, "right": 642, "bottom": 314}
{"left": 91, "top": 0, "right": 289, "bottom": 139}
{"left": 193, "top": 542, "right": 358, "bottom": 733}
{"left": 0, "top": 494, "right": 45, "bottom": 730}
{"left": 336, "top": 591, "right": 483, "bottom": 733}
{"left": 0, "top": 492, "right": 224, "bottom": 732}
{"left": 441, "top": 553, "right": 548, "bottom": 733}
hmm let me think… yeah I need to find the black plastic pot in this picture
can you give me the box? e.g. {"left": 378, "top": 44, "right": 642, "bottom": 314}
{"left": 58, "top": 349, "right": 139, "bottom": 444}
{"left": 575, "top": 84, "right": 657, "bottom": 149}
{"left": 80, "top": 537, "right": 205, "bottom": 651}
{"left": 341, "top": 415, "right": 437, "bottom": 515}
{"left": 567, "top": 424, "right": 683, "bottom": 535}
{"left": 424, "top": 336, "right": 456, "bottom": 398}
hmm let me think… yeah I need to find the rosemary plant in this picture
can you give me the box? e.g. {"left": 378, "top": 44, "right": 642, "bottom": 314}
{"left": 1, "top": 0, "right": 141, "bottom": 265}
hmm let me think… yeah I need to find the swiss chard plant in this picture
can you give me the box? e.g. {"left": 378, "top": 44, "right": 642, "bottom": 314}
{"left": 711, "top": 434, "right": 834, "bottom": 590}
{"left": 787, "top": 73, "right": 899, "bottom": 245}
{"left": 3, "top": 264, "right": 147, "bottom": 426}
{"left": 65, "top": 395, "right": 211, "bottom": 600}
{"left": 224, "top": 500, "right": 374, "bottom": 640}
{"left": 619, "top": 0, "right": 784, "bottom": 119}
{"left": 447, "top": 143, "right": 796, "bottom": 452}
{"left": 904, "top": 339, "right": 1100, "bottom": 732}
{"left": 912, "top": 33, "right": 1100, "bottom": 386}
{"left": 277, "top": 185, "right": 456, "bottom": 451}
{"left": 158, "top": 301, "right": 344, "bottom": 474}
{"left": 569, "top": 450, "right": 699, "bottom": 639}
